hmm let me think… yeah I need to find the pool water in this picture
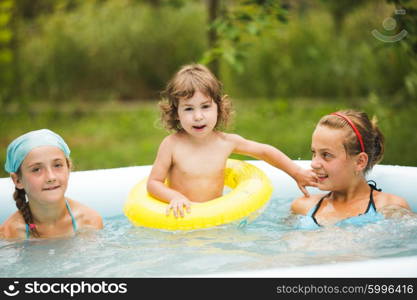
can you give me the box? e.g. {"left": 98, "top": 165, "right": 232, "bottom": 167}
{"left": 1, "top": 195, "right": 416, "bottom": 277}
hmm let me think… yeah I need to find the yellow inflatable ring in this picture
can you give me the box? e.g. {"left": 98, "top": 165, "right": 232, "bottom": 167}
{"left": 123, "top": 159, "right": 273, "bottom": 230}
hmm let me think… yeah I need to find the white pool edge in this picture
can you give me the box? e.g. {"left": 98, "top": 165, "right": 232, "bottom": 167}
{"left": 197, "top": 255, "right": 417, "bottom": 277}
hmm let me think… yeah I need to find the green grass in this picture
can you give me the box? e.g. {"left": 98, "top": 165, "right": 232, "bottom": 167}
{"left": 13, "top": 1, "right": 415, "bottom": 103}
{"left": 1, "top": 98, "right": 416, "bottom": 178}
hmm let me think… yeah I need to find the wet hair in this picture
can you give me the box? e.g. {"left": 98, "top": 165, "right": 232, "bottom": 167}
{"left": 317, "top": 109, "right": 385, "bottom": 173}
{"left": 13, "top": 158, "right": 72, "bottom": 238}
{"left": 159, "top": 64, "right": 233, "bottom": 132}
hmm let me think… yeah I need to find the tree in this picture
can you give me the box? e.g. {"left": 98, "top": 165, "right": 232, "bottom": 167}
{"left": 200, "top": 0, "right": 288, "bottom": 77}
{"left": 0, "top": 0, "right": 14, "bottom": 107}
{"left": 320, "top": 0, "right": 368, "bottom": 33}
{"left": 207, "top": 0, "right": 220, "bottom": 77}
{"left": 386, "top": 0, "right": 417, "bottom": 101}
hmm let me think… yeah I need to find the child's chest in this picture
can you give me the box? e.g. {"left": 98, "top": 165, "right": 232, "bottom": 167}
{"left": 316, "top": 198, "right": 370, "bottom": 225}
{"left": 34, "top": 217, "right": 76, "bottom": 238}
{"left": 171, "top": 141, "right": 233, "bottom": 175}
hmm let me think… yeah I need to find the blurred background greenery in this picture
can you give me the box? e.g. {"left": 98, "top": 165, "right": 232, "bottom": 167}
{"left": 1, "top": 0, "right": 416, "bottom": 178}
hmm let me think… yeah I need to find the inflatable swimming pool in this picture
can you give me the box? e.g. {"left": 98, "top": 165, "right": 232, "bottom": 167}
{"left": 1, "top": 161, "right": 416, "bottom": 277}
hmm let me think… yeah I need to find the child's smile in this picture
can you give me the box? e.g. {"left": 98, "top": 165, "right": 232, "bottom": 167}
{"left": 311, "top": 126, "right": 356, "bottom": 190}
{"left": 42, "top": 185, "right": 61, "bottom": 191}
{"left": 316, "top": 173, "right": 329, "bottom": 182}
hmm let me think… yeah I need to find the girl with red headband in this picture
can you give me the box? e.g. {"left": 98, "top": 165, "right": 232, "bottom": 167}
{"left": 291, "top": 110, "right": 411, "bottom": 229}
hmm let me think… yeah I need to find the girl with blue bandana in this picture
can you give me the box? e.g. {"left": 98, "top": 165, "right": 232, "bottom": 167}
{"left": 1, "top": 129, "right": 103, "bottom": 239}
{"left": 291, "top": 110, "right": 411, "bottom": 229}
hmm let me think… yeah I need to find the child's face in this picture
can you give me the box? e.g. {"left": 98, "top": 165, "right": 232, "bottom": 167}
{"left": 310, "top": 125, "right": 358, "bottom": 191}
{"left": 177, "top": 90, "right": 218, "bottom": 137}
{"left": 13, "top": 146, "right": 70, "bottom": 205}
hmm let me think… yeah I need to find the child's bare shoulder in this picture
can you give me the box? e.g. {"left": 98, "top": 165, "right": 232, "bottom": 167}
{"left": 221, "top": 132, "right": 245, "bottom": 143}
{"left": 2, "top": 212, "right": 26, "bottom": 239}
{"left": 291, "top": 194, "right": 323, "bottom": 215}
{"left": 374, "top": 191, "right": 410, "bottom": 210}
{"left": 164, "top": 132, "right": 193, "bottom": 145}
{"left": 157, "top": 134, "right": 182, "bottom": 153}
{"left": 68, "top": 199, "right": 103, "bottom": 229}
{"left": 161, "top": 133, "right": 179, "bottom": 144}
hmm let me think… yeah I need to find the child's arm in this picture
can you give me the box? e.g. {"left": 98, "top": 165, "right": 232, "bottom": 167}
{"left": 147, "top": 136, "right": 192, "bottom": 218}
{"left": 229, "top": 134, "right": 317, "bottom": 197}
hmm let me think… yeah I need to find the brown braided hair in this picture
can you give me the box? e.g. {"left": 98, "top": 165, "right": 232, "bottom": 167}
{"left": 13, "top": 186, "right": 39, "bottom": 237}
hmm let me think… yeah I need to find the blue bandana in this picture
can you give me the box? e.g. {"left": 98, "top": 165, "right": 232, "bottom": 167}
{"left": 5, "top": 129, "right": 71, "bottom": 173}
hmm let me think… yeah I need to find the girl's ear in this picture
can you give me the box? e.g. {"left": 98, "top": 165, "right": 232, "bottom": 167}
{"left": 355, "top": 152, "right": 369, "bottom": 172}
{"left": 10, "top": 173, "right": 24, "bottom": 189}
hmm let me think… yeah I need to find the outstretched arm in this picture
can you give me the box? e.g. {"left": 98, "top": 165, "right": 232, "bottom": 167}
{"left": 230, "top": 134, "right": 318, "bottom": 197}
{"left": 147, "top": 136, "right": 191, "bottom": 218}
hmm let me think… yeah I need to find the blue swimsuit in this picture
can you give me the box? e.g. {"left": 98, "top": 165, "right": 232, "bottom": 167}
{"left": 298, "top": 181, "right": 383, "bottom": 230}
{"left": 25, "top": 200, "right": 78, "bottom": 239}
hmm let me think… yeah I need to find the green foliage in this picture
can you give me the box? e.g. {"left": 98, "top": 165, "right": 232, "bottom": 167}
{"left": 1, "top": 98, "right": 416, "bottom": 178}
{"left": 0, "top": 0, "right": 14, "bottom": 106}
{"left": 221, "top": 1, "right": 413, "bottom": 100}
{"left": 201, "top": 0, "right": 287, "bottom": 73}
{"left": 19, "top": 1, "right": 207, "bottom": 101}
{"left": 320, "top": 0, "right": 368, "bottom": 32}
{"left": 5, "top": 0, "right": 416, "bottom": 103}
{"left": 386, "top": 0, "right": 417, "bottom": 101}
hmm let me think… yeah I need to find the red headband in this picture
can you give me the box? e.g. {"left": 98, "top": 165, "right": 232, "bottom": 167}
{"left": 330, "top": 112, "right": 365, "bottom": 153}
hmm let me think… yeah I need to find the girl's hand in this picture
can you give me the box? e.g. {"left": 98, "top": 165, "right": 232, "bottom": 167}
{"left": 166, "top": 196, "right": 192, "bottom": 218}
{"left": 294, "top": 167, "right": 318, "bottom": 197}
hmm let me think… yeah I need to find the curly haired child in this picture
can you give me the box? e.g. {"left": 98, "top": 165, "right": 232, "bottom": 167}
{"left": 148, "top": 64, "right": 318, "bottom": 218}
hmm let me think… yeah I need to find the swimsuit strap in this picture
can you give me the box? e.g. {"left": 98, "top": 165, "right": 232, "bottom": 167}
{"left": 65, "top": 200, "right": 78, "bottom": 232}
{"left": 311, "top": 193, "right": 330, "bottom": 227}
{"left": 25, "top": 200, "right": 77, "bottom": 239}
{"left": 311, "top": 182, "right": 381, "bottom": 226}
{"left": 365, "top": 180, "right": 382, "bottom": 213}
{"left": 25, "top": 223, "right": 30, "bottom": 239}
{"left": 367, "top": 180, "right": 382, "bottom": 192}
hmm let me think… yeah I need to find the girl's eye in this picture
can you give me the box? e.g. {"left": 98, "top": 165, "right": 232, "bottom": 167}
{"left": 202, "top": 104, "right": 210, "bottom": 109}
{"left": 323, "top": 152, "right": 332, "bottom": 159}
{"left": 55, "top": 163, "right": 63, "bottom": 168}
{"left": 31, "top": 168, "right": 41, "bottom": 173}
{"left": 184, "top": 107, "right": 193, "bottom": 111}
